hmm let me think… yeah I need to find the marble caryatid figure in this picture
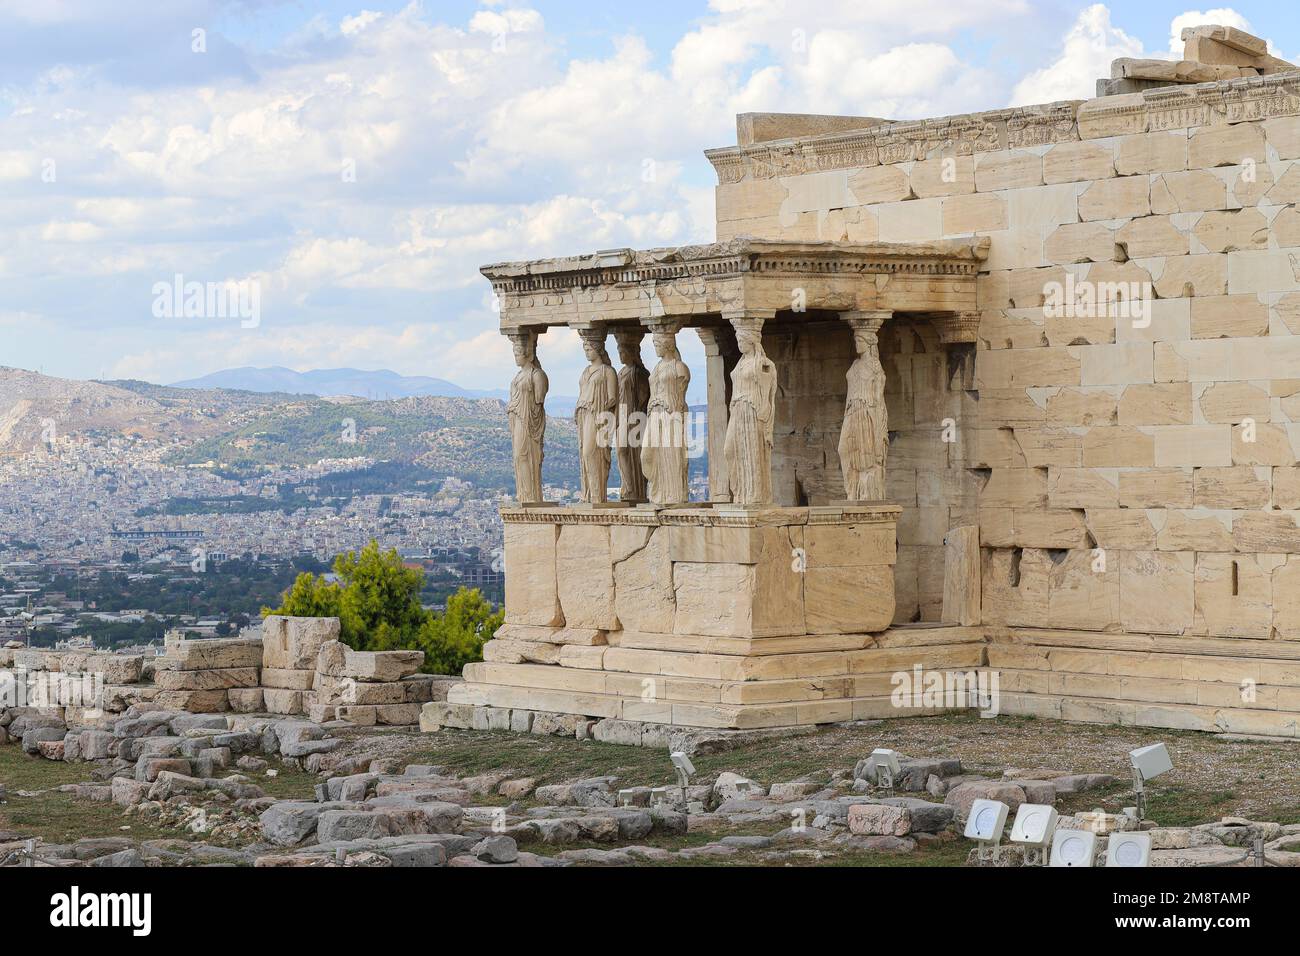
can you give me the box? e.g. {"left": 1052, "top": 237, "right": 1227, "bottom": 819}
{"left": 575, "top": 328, "right": 619, "bottom": 504}
{"left": 839, "top": 318, "right": 889, "bottom": 501}
{"left": 724, "top": 320, "right": 776, "bottom": 506}
{"left": 640, "top": 326, "right": 691, "bottom": 505}
{"left": 506, "top": 329, "right": 548, "bottom": 503}
{"left": 614, "top": 329, "right": 650, "bottom": 502}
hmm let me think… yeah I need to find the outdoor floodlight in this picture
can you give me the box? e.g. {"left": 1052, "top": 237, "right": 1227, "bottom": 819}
{"left": 964, "top": 799, "right": 1009, "bottom": 861}
{"left": 867, "top": 748, "right": 902, "bottom": 788}
{"left": 670, "top": 751, "right": 695, "bottom": 804}
{"left": 1106, "top": 830, "right": 1152, "bottom": 868}
{"left": 1129, "top": 742, "right": 1172, "bottom": 819}
{"left": 1049, "top": 828, "right": 1098, "bottom": 867}
{"left": 1009, "top": 803, "right": 1058, "bottom": 866}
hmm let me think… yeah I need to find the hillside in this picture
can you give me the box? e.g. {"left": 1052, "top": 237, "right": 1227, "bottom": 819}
{"left": 170, "top": 366, "right": 510, "bottom": 402}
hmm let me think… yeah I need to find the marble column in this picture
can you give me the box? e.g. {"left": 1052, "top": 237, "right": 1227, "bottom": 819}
{"left": 640, "top": 320, "right": 692, "bottom": 506}
{"left": 574, "top": 325, "right": 618, "bottom": 504}
{"left": 613, "top": 327, "right": 650, "bottom": 502}
{"left": 838, "top": 311, "right": 890, "bottom": 502}
{"left": 696, "top": 325, "right": 740, "bottom": 502}
{"left": 505, "top": 327, "right": 548, "bottom": 504}
{"left": 723, "top": 311, "right": 777, "bottom": 507}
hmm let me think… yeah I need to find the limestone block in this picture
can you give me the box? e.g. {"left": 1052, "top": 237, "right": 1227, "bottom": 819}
{"left": 942, "top": 193, "right": 1009, "bottom": 235}
{"left": 1083, "top": 426, "right": 1155, "bottom": 467}
{"left": 975, "top": 348, "right": 1080, "bottom": 389}
{"left": 317, "top": 641, "right": 423, "bottom": 682}
{"left": 155, "top": 690, "right": 230, "bottom": 713}
{"left": 1045, "top": 222, "right": 1115, "bottom": 264}
{"left": 263, "top": 688, "right": 304, "bottom": 715}
{"left": 612, "top": 526, "right": 675, "bottom": 634}
{"left": 169, "top": 638, "right": 262, "bottom": 672}
{"left": 1078, "top": 93, "right": 1147, "bottom": 140}
{"left": 154, "top": 667, "right": 260, "bottom": 691}
{"left": 804, "top": 565, "right": 894, "bottom": 634}
{"left": 941, "top": 526, "right": 981, "bottom": 626}
{"left": 1188, "top": 122, "right": 1268, "bottom": 169}
{"left": 261, "top": 615, "right": 289, "bottom": 669}
{"left": 1154, "top": 171, "right": 1227, "bottom": 213}
{"left": 1194, "top": 553, "right": 1272, "bottom": 640}
{"left": 1227, "top": 250, "right": 1300, "bottom": 296}
{"left": 1157, "top": 509, "right": 1234, "bottom": 552}
{"left": 1118, "top": 216, "right": 1188, "bottom": 259}
{"left": 1079, "top": 177, "right": 1149, "bottom": 221}
{"left": 1153, "top": 424, "right": 1233, "bottom": 467}
{"left": 1271, "top": 556, "right": 1300, "bottom": 640}
{"left": 556, "top": 524, "right": 617, "bottom": 631}
{"left": 228, "top": 689, "right": 265, "bottom": 713}
{"left": 1120, "top": 552, "right": 1194, "bottom": 635}
{"left": 1234, "top": 512, "right": 1300, "bottom": 552}
{"left": 1044, "top": 387, "right": 1117, "bottom": 427}
{"left": 876, "top": 197, "right": 942, "bottom": 242}
{"left": 1264, "top": 117, "right": 1300, "bottom": 161}
{"left": 1189, "top": 295, "right": 1268, "bottom": 340}
{"left": 504, "top": 523, "right": 563, "bottom": 627}
{"left": 1084, "top": 509, "right": 1157, "bottom": 549}
{"left": 261, "top": 667, "right": 317, "bottom": 690}
{"left": 1118, "top": 468, "right": 1191, "bottom": 508}
{"left": 1154, "top": 340, "right": 1230, "bottom": 383}
{"left": 1043, "top": 141, "right": 1115, "bottom": 185}
{"left": 1049, "top": 468, "right": 1119, "bottom": 508}
{"left": 1194, "top": 466, "right": 1271, "bottom": 508}
{"left": 979, "top": 468, "right": 1048, "bottom": 509}
{"left": 1272, "top": 207, "right": 1300, "bottom": 249}
{"left": 332, "top": 679, "right": 407, "bottom": 706}
{"left": 975, "top": 150, "right": 1043, "bottom": 192}
{"left": 1048, "top": 549, "right": 1119, "bottom": 631}
{"left": 848, "top": 165, "right": 913, "bottom": 204}
{"left": 804, "top": 523, "right": 896, "bottom": 567}
{"left": 1118, "top": 383, "right": 1191, "bottom": 425}
{"left": 1116, "top": 132, "right": 1188, "bottom": 175}
{"left": 284, "top": 618, "right": 340, "bottom": 669}
{"left": 1151, "top": 254, "right": 1228, "bottom": 298}
{"left": 1080, "top": 344, "right": 1154, "bottom": 387}
{"left": 910, "top": 156, "right": 975, "bottom": 198}
{"left": 1231, "top": 423, "right": 1295, "bottom": 466}
{"left": 1194, "top": 209, "right": 1269, "bottom": 254}
{"left": 1273, "top": 467, "right": 1300, "bottom": 508}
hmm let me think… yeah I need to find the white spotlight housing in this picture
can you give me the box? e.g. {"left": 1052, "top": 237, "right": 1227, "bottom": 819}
{"left": 867, "top": 748, "right": 902, "bottom": 788}
{"left": 964, "top": 799, "right": 1009, "bottom": 842}
{"left": 1130, "top": 743, "right": 1172, "bottom": 784}
{"left": 1106, "top": 830, "right": 1152, "bottom": 868}
{"left": 1050, "top": 828, "right": 1098, "bottom": 867}
{"left": 1010, "top": 803, "right": 1058, "bottom": 865}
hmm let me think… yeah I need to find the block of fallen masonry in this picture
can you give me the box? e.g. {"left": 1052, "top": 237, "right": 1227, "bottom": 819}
{"left": 877, "top": 797, "right": 956, "bottom": 833}
{"left": 148, "top": 770, "right": 208, "bottom": 801}
{"left": 848, "top": 803, "right": 914, "bottom": 836}
{"left": 259, "top": 801, "right": 364, "bottom": 847}
{"left": 136, "top": 757, "right": 193, "bottom": 783}
{"left": 316, "top": 641, "right": 423, "bottom": 682}
{"left": 263, "top": 616, "right": 341, "bottom": 670}
{"left": 111, "top": 776, "right": 150, "bottom": 807}
{"left": 155, "top": 690, "right": 230, "bottom": 713}
{"left": 944, "top": 781, "right": 1028, "bottom": 822}
{"left": 1181, "top": 24, "right": 1269, "bottom": 57}
{"left": 22, "top": 726, "right": 68, "bottom": 754}
{"left": 36, "top": 739, "right": 65, "bottom": 760}
{"left": 169, "top": 638, "right": 263, "bottom": 671}
{"left": 155, "top": 667, "right": 261, "bottom": 691}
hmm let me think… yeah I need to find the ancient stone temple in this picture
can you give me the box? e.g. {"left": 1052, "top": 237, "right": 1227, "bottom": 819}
{"left": 452, "top": 25, "right": 1300, "bottom": 737}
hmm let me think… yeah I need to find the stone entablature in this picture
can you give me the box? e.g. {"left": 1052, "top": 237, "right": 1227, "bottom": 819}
{"left": 482, "top": 238, "right": 988, "bottom": 330}
{"left": 705, "top": 71, "right": 1300, "bottom": 183}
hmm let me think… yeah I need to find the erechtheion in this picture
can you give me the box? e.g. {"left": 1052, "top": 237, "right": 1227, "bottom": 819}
{"left": 455, "top": 25, "right": 1300, "bottom": 737}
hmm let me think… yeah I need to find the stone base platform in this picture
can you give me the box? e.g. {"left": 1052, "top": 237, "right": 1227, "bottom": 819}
{"left": 449, "top": 625, "right": 986, "bottom": 729}
{"left": 992, "top": 629, "right": 1300, "bottom": 739}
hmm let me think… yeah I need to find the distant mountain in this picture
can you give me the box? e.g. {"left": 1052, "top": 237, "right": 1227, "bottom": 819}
{"left": 170, "top": 367, "right": 510, "bottom": 402}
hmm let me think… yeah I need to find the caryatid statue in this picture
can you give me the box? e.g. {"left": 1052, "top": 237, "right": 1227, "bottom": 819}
{"left": 723, "top": 317, "right": 777, "bottom": 506}
{"left": 506, "top": 329, "right": 548, "bottom": 504}
{"left": 614, "top": 329, "right": 650, "bottom": 502}
{"left": 575, "top": 327, "right": 619, "bottom": 504}
{"left": 640, "top": 324, "right": 691, "bottom": 506}
{"left": 839, "top": 312, "right": 890, "bottom": 501}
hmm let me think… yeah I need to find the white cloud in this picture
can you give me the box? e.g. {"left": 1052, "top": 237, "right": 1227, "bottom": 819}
{"left": 1010, "top": 4, "right": 1143, "bottom": 106}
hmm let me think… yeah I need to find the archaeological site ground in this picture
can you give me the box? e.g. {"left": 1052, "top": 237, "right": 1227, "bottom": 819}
{"left": 5, "top": 11, "right": 1299, "bottom": 938}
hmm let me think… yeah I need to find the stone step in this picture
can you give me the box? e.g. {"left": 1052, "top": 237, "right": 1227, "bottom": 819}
{"left": 990, "top": 644, "right": 1300, "bottom": 686}
{"left": 448, "top": 680, "right": 960, "bottom": 729}
{"left": 997, "top": 691, "right": 1300, "bottom": 738}
{"left": 464, "top": 661, "right": 929, "bottom": 705}
{"left": 997, "top": 667, "right": 1300, "bottom": 711}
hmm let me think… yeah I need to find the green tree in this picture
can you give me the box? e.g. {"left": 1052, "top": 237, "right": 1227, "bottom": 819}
{"left": 264, "top": 541, "right": 501, "bottom": 675}
{"left": 417, "top": 587, "right": 503, "bottom": 675}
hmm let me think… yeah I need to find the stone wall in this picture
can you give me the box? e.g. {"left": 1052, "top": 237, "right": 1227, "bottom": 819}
{"left": 709, "top": 76, "right": 1300, "bottom": 642}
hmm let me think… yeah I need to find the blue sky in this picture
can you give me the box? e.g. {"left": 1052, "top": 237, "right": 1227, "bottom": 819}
{"left": 1, "top": 1, "right": 1296, "bottom": 399}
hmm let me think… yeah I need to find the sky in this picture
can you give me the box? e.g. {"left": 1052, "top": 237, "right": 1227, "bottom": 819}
{"left": 2, "top": 0, "right": 1297, "bottom": 400}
